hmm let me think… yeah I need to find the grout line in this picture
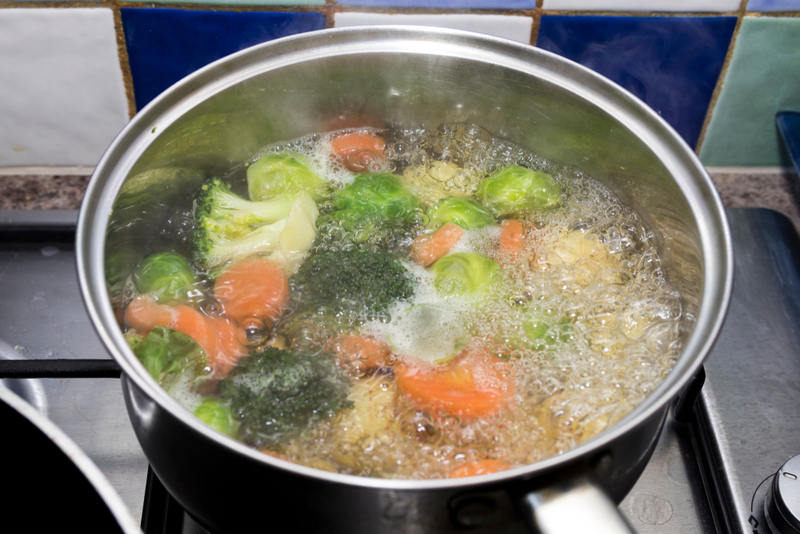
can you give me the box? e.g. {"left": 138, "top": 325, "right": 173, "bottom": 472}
{"left": 111, "top": 0, "right": 137, "bottom": 119}
{"left": 325, "top": 0, "right": 336, "bottom": 28}
{"left": 0, "top": 167, "right": 95, "bottom": 176}
{"left": 529, "top": 0, "right": 543, "bottom": 45}
{"left": 705, "top": 166, "right": 798, "bottom": 175}
{"left": 694, "top": 0, "right": 748, "bottom": 157}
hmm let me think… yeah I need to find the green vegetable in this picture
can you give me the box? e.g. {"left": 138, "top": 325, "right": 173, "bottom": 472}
{"left": 290, "top": 249, "right": 416, "bottom": 313}
{"left": 133, "top": 251, "right": 200, "bottom": 304}
{"left": 194, "top": 398, "right": 239, "bottom": 437}
{"left": 522, "top": 309, "right": 576, "bottom": 351}
{"left": 426, "top": 197, "right": 495, "bottom": 231}
{"left": 129, "top": 326, "right": 210, "bottom": 391}
{"left": 331, "top": 172, "right": 422, "bottom": 219}
{"left": 193, "top": 178, "right": 318, "bottom": 270}
{"left": 429, "top": 252, "right": 498, "bottom": 297}
{"left": 476, "top": 165, "right": 562, "bottom": 215}
{"left": 315, "top": 172, "right": 424, "bottom": 252}
{"left": 246, "top": 152, "right": 329, "bottom": 202}
{"left": 218, "top": 346, "right": 352, "bottom": 446}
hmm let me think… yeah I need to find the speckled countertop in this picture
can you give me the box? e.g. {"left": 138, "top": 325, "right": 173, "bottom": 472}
{"left": 1, "top": 170, "right": 798, "bottom": 232}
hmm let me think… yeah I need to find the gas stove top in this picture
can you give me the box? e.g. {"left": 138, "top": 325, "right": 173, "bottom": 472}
{"left": 1, "top": 207, "right": 798, "bottom": 534}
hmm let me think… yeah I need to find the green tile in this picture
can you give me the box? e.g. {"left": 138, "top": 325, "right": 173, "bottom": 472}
{"left": 700, "top": 17, "right": 800, "bottom": 167}
{"left": 124, "top": 0, "right": 324, "bottom": 5}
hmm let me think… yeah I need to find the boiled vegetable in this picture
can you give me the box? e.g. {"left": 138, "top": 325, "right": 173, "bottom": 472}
{"left": 133, "top": 251, "right": 200, "bottom": 304}
{"left": 246, "top": 152, "right": 328, "bottom": 202}
{"left": 429, "top": 252, "right": 498, "bottom": 297}
{"left": 476, "top": 165, "right": 562, "bottom": 215}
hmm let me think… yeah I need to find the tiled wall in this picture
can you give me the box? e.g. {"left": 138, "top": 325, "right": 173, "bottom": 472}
{"left": 1, "top": 1, "right": 799, "bottom": 169}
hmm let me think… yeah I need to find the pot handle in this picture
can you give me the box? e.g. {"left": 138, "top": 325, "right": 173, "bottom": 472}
{"left": 519, "top": 477, "right": 635, "bottom": 534}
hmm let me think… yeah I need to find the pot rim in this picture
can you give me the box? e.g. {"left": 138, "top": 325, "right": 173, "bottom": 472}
{"left": 76, "top": 25, "right": 733, "bottom": 491}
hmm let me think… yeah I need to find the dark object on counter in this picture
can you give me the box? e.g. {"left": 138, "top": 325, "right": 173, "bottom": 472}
{"left": 0, "top": 386, "right": 140, "bottom": 533}
{"left": 777, "top": 111, "right": 800, "bottom": 174}
{"left": 765, "top": 455, "right": 800, "bottom": 534}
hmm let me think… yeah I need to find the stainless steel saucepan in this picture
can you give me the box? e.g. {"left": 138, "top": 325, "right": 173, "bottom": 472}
{"left": 76, "top": 26, "right": 732, "bottom": 534}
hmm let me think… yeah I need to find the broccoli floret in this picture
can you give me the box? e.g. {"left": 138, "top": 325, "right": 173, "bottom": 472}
{"left": 193, "top": 178, "right": 318, "bottom": 271}
{"left": 218, "top": 346, "right": 352, "bottom": 446}
{"left": 290, "top": 250, "right": 416, "bottom": 314}
{"left": 315, "top": 172, "right": 424, "bottom": 253}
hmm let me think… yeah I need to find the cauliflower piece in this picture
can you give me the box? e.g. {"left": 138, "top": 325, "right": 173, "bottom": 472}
{"left": 401, "top": 161, "right": 480, "bottom": 206}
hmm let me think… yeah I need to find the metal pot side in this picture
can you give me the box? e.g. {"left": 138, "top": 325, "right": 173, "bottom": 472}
{"left": 76, "top": 26, "right": 733, "bottom": 534}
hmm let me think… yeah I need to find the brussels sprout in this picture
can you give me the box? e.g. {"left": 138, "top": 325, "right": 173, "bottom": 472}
{"left": 133, "top": 251, "right": 200, "bottom": 304}
{"left": 476, "top": 165, "right": 562, "bottom": 215}
{"left": 332, "top": 172, "right": 423, "bottom": 222}
{"left": 429, "top": 252, "right": 498, "bottom": 297}
{"left": 522, "top": 315, "right": 575, "bottom": 351}
{"left": 426, "top": 197, "right": 495, "bottom": 231}
{"left": 194, "top": 398, "right": 239, "bottom": 437}
{"left": 247, "top": 152, "right": 328, "bottom": 201}
{"left": 129, "top": 326, "right": 210, "bottom": 391}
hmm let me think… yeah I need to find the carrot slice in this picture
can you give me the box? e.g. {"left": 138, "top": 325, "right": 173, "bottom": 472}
{"left": 331, "top": 335, "right": 393, "bottom": 372}
{"left": 410, "top": 222, "right": 465, "bottom": 266}
{"left": 330, "top": 131, "right": 386, "bottom": 173}
{"left": 394, "top": 348, "right": 514, "bottom": 417}
{"left": 450, "top": 459, "right": 508, "bottom": 478}
{"left": 213, "top": 257, "right": 289, "bottom": 325}
{"left": 170, "top": 305, "right": 219, "bottom": 358}
{"left": 124, "top": 295, "right": 175, "bottom": 336}
{"left": 499, "top": 219, "right": 524, "bottom": 255}
{"left": 209, "top": 316, "right": 248, "bottom": 378}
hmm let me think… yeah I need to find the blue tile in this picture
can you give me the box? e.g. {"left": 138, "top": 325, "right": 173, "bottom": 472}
{"left": 748, "top": 0, "right": 800, "bottom": 10}
{"left": 340, "top": 0, "right": 535, "bottom": 7}
{"left": 537, "top": 16, "right": 736, "bottom": 149}
{"left": 121, "top": 8, "right": 325, "bottom": 111}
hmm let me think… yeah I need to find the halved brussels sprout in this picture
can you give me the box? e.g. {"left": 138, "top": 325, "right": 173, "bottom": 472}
{"left": 426, "top": 197, "right": 495, "bottom": 231}
{"left": 429, "top": 252, "right": 498, "bottom": 297}
{"left": 247, "top": 152, "right": 328, "bottom": 201}
{"left": 476, "top": 165, "right": 562, "bottom": 215}
{"left": 133, "top": 251, "right": 200, "bottom": 304}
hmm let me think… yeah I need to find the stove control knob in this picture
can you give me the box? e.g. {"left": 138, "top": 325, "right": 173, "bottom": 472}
{"left": 765, "top": 455, "right": 800, "bottom": 534}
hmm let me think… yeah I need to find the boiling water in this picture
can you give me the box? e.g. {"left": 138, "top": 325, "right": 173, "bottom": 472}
{"left": 249, "top": 124, "right": 684, "bottom": 479}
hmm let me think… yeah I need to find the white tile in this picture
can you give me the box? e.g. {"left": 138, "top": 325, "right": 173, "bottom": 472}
{"left": 334, "top": 13, "right": 533, "bottom": 44}
{"left": 543, "top": 0, "right": 741, "bottom": 10}
{"left": 0, "top": 8, "right": 130, "bottom": 167}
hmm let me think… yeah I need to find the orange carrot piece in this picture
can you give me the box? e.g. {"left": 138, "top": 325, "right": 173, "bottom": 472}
{"left": 209, "top": 316, "right": 248, "bottom": 378}
{"left": 331, "top": 335, "right": 393, "bottom": 372}
{"left": 171, "top": 305, "right": 226, "bottom": 366}
{"left": 124, "top": 296, "right": 174, "bottom": 336}
{"left": 499, "top": 219, "right": 524, "bottom": 255}
{"left": 410, "top": 222, "right": 465, "bottom": 266}
{"left": 213, "top": 257, "right": 289, "bottom": 325}
{"left": 394, "top": 349, "right": 514, "bottom": 418}
{"left": 330, "top": 131, "right": 386, "bottom": 173}
{"left": 450, "top": 459, "right": 509, "bottom": 478}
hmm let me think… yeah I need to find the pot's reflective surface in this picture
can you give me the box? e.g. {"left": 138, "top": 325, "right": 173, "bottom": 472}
{"left": 76, "top": 27, "right": 732, "bottom": 533}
